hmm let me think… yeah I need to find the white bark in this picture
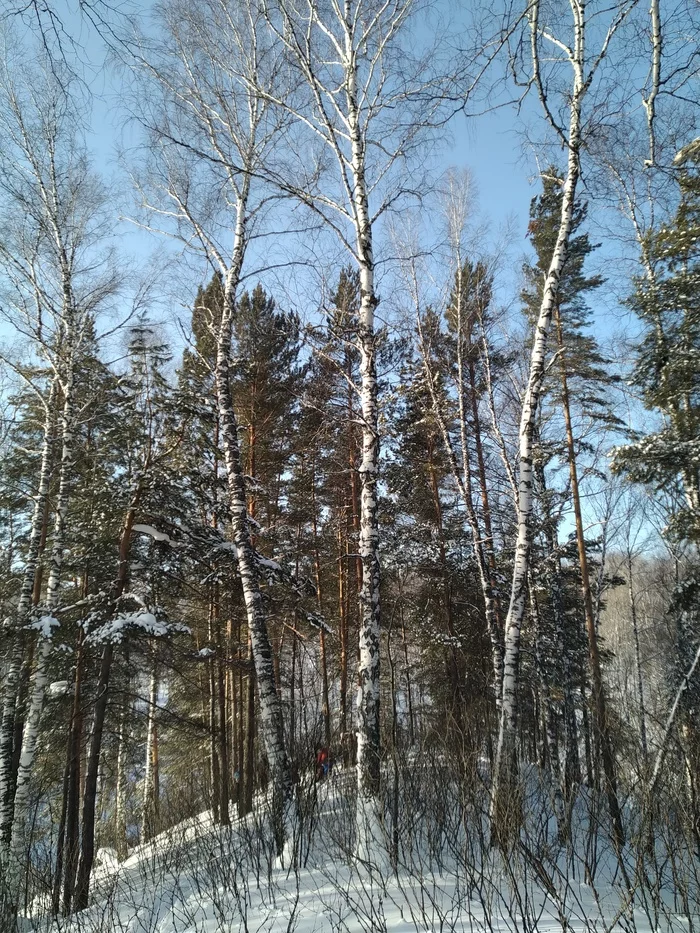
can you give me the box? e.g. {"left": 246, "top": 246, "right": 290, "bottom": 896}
{"left": 217, "top": 238, "right": 293, "bottom": 854}
{"left": 649, "top": 641, "right": 700, "bottom": 795}
{"left": 345, "top": 34, "right": 382, "bottom": 860}
{"left": 0, "top": 377, "right": 58, "bottom": 842}
{"left": 262, "top": 0, "right": 427, "bottom": 861}
{"left": 131, "top": 0, "right": 294, "bottom": 857}
{"left": 491, "top": 0, "right": 586, "bottom": 826}
{"left": 115, "top": 711, "right": 128, "bottom": 862}
{"left": 0, "top": 62, "right": 114, "bottom": 882}
{"left": 642, "top": 0, "right": 662, "bottom": 166}
{"left": 4, "top": 354, "right": 77, "bottom": 905}
{"left": 491, "top": 0, "right": 635, "bottom": 830}
{"left": 141, "top": 658, "right": 159, "bottom": 842}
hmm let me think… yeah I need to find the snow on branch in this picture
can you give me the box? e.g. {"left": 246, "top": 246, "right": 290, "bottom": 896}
{"left": 132, "top": 524, "right": 173, "bottom": 544}
{"left": 86, "top": 608, "right": 190, "bottom": 645}
{"left": 28, "top": 614, "right": 60, "bottom": 640}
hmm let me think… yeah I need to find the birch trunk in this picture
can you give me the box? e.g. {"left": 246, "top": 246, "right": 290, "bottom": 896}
{"left": 338, "top": 523, "right": 349, "bottom": 764}
{"left": 2, "top": 359, "right": 77, "bottom": 917}
{"left": 141, "top": 656, "right": 159, "bottom": 842}
{"left": 0, "top": 378, "right": 59, "bottom": 841}
{"left": 311, "top": 456, "right": 331, "bottom": 748}
{"left": 348, "top": 113, "right": 383, "bottom": 866}
{"left": 627, "top": 555, "right": 648, "bottom": 757}
{"left": 215, "top": 194, "right": 291, "bottom": 859}
{"left": 491, "top": 0, "right": 586, "bottom": 834}
{"left": 7, "top": 369, "right": 75, "bottom": 833}
{"left": 304, "top": 18, "right": 384, "bottom": 859}
{"left": 244, "top": 641, "right": 256, "bottom": 816}
{"left": 642, "top": 0, "right": 662, "bottom": 165}
{"left": 115, "top": 709, "right": 128, "bottom": 863}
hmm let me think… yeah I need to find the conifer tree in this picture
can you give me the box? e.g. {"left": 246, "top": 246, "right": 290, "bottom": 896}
{"left": 523, "top": 171, "right": 623, "bottom": 839}
{"left": 305, "top": 269, "right": 363, "bottom": 762}
{"left": 614, "top": 146, "right": 700, "bottom": 784}
{"left": 387, "top": 347, "right": 468, "bottom": 732}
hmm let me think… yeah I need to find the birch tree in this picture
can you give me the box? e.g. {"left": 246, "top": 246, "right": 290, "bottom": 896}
{"left": 127, "top": 0, "right": 293, "bottom": 859}
{"left": 491, "top": 0, "right": 638, "bottom": 839}
{"left": 0, "top": 58, "right": 118, "bottom": 916}
{"left": 258, "top": 0, "right": 444, "bottom": 861}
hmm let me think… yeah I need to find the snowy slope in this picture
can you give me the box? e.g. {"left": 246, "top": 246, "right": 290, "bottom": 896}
{"left": 25, "top": 770, "right": 699, "bottom": 933}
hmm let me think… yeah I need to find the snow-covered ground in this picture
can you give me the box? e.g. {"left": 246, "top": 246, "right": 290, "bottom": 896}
{"left": 24, "top": 771, "right": 699, "bottom": 932}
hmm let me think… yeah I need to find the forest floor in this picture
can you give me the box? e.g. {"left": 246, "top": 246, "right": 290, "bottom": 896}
{"left": 23, "top": 770, "right": 698, "bottom": 932}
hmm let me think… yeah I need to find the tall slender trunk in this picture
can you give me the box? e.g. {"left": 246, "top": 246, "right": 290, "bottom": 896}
{"left": 115, "top": 708, "right": 128, "bottom": 863}
{"left": 232, "top": 621, "right": 242, "bottom": 812}
{"left": 338, "top": 521, "right": 349, "bottom": 764}
{"left": 290, "top": 628, "right": 297, "bottom": 759}
{"left": 227, "top": 621, "right": 236, "bottom": 801}
{"left": 428, "top": 450, "right": 463, "bottom": 728}
{"left": 12, "top": 494, "right": 54, "bottom": 808}
{"left": 0, "top": 379, "right": 59, "bottom": 841}
{"left": 55, "top": 575, "right": 86, "bottom": 914}
{"left": 311, "top": 456, "right": 331, "bottom": 748}
{"left": 211, "top": 408, "right": 230, "bottom": 826}
{"left": 554, "top": 304, "right": 624, "bottom": 848}
{"left": 417, "top": 278, "right": 503, "bottom": 710}
{"left": 217, "top": 639, "right": 230, "bottom": 826}
{"left": 528, "top": 575, "right": 560, "bottom": 784}
{"left": 215, "top": 193, "right": 291, "bottom": 856}
{"left": 348, "top": 368, "right": 363, "bottom": 597}
{"left": 3, "top": 369, "right": 76, "bottom": 921}
{"left": 626, "top": 555, "right": 648, "bottom": 757}
{"left": 237, "top": 645, "right": 245, "bottom": 814}
{"left": 52, "top": 754, "right": 70, "bottom": 917}
{"left": 62, "top": 626, "right": 85, "bottom": 913}
{"left": 454, "top": 278, "right": 504, "bottom": 704}
{"left": 244, "top": 642, "right": 255, "bottom": 816}
{"left": 208, "top": 607, "right": 221, "bottom": 824}
{"left": 344, "top": 47, "right": 382, "bottom": 859}
{"left": 74, "top": 502, "right": 138, "bottom": 910}
{"left": 491, "top": 0, "right": 587, "bottom": 834}
{"left": 532, "top": 427, "right": 580, "bottom": 793}
{"left": 400, "top": 604, "right": 415, "bottom": 746}
{"left": 7, "top": 372, "right": 75, "bottom": 849}
{"left": 492, "top": 91, "right": 585, "bottom": 840}
{"left": 142, "top": 654, "right": 160, "bottom": 841}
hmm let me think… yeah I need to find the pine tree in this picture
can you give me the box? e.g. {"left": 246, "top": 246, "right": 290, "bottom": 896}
{"left": 613, "top": 148, "right": 700, "bottom": 538}
{"left": 387, "top": 345, "right": 469, "bottom": 732}
{"left": 613, "top": 146, "right": 700, "bottom": 781}
{"left": 304, "top": 269, "right": 364, "bottom": 763}
{"left": 523, "top": 170, "right": 623, "bottom": 841}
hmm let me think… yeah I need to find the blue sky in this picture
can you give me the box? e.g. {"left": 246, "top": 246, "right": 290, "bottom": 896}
{"left": 0, "top": 0, "right": 650, "bottom": 359}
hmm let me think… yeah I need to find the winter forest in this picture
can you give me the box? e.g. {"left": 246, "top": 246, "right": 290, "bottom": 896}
{"left": 0, "top": 0, "right": 699, "bottom": 930}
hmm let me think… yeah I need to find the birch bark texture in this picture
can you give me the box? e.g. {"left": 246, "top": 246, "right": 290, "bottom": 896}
{"left": 0, "top": 59, "right": 116, "bottom": 914}
{"left": 128, "top": 0, "right": 294, "bottom": 857}
{"left": 259, "top": 0, "right": 442, "bottom": 861}
{"left": 491, "top": 0, "right": 637, "bottom": 833}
